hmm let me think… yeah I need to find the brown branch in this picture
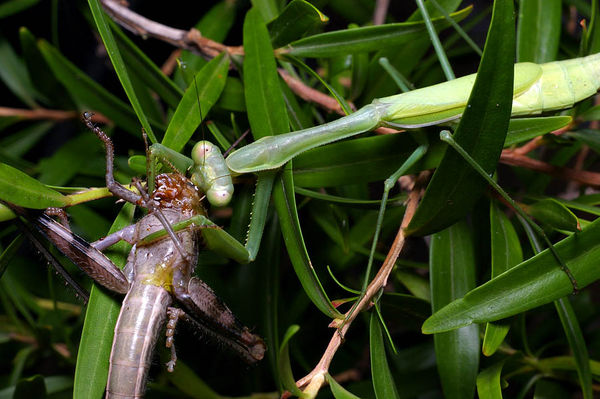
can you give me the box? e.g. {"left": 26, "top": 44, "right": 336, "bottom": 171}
{"left": 293, "top": 172, "right": 429, "bottom": 396}
{"left": 500, "top": 150, "right": 600, "bottom": 187}
{"left": 0, "top": 107, "right": 110, "bottom": 124}
{"left": 373, "top": 0, "right": 390, "bottom": 25}
{"left": 101, "top": 0, "right": 242, "bottom": 57}
{"left": 278, "top": 69, "right": 347, "bottom": 116}
{"left": 0, "top": 107, "right": 76, "bottom": 121}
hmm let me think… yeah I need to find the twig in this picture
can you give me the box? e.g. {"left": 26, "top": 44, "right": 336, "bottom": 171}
{"left": 101, "top": 0, "right": 243, "bottom": 57}
{"left": 373, "top": 0, "right": 390, "bottom": 25}
{"left": 500, "top": 150, "right": 600, "bottom": 187}
{"left": 0, "top": 107, "right": 109, "bottom": 123}
{"left": 161, "top": 49, "right": 182, "bottom": 76}
{"left": 294, "top": 172, "right": 428, "bottom": 396}
{"left": 278, "top": 69, "right": 347, "bottom": 116}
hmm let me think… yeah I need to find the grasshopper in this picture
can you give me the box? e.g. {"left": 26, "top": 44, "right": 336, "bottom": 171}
{"left": 8, "top": 113, "right": 266, "bottom": 398}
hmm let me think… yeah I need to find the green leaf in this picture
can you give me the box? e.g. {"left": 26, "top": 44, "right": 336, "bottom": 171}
{"left": 569, "top": 129, "right": 600, "bottom": 154}
{"left": 19, "top": 27, "right": 72, "bottom": 109}
{"left": 278, "top": 325, "right": 306, "bottom": 398}
{"left": 0, "top": 0, "right": 39, "bottom": 18}
{"left": 0, "top": 163, "right": 68, "bottom": 209}
{"left": 0, "top": 37, "right": 38, "bottom": 107}
{"left": 554, "top": 298, "right": 593, "bottom": 399}
{"left": 422, "top": 216, "right": 600, "bottom": 334}
{"left": 517, "top": 0, "right": 561, "bottom": 63}
{"left": 109, "top": 20, "right": 184, "bottom": 109}
{"left": 88, "top": 0, "right": 157, "bottom": 142}
{"left": 505, "top": 116, "right": 572, "bottom": 147}
{"left": 38, "top": 40, "right": 141, "bottom": 136}
{"left": 370, "top": 312, "right": 400, "bottom": 399}
{"left": 165, "top": 358, "right": 220, "bottom": 399}
{"left": 274, "top": 167, "right": 341, "bottom": 318}
{"left": 73, "top": 203, "right": 134, "bottom": 399}
{"left": 524, "top": 198, "right": 580, "bottom": 232}
{"left": 162, "top": 52, "right": 229, "bottom": 152}
{"left": 243, "top": 8, "right": 289, "bottom": 140}
{"left": 407, "top": 0, "right": 515, "bottom": 236}
{"left": 217, "top": 77, "right": 246, "bottom": 112}
{"left": 251, "top": 0, "right": 280, "bottom": 22}
{"left": 327, "top": 374, "right": 361, "bottom": 399}
{"left": 243, "top": 7, "right": 340, "bottom": 318}
{"left": 268, "top": 0, "right": 328, "bottom": 48}
{"left": 38, "top": 134, "right": 100, "bottom": 186}
{"left": 483, "top": 203, "right": 522, "bottom": 356}
{"left": 476, "top": 360, "right": 505, "bottom": 399}
{"left": 430, "top": 220, "right": 479, "bottom": 399}
{"left": 293, "top": 133, "right": 443, "bottom": 188}
{"left": 281, "top": 6, "right": 472, "bottom": 58}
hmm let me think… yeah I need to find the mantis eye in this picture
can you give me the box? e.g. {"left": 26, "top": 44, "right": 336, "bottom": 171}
{"left": 206, "top": 188, "right": 232, "bottom": 207}
{"left": 191, "top": 141, "right": 214, "bottom": 164}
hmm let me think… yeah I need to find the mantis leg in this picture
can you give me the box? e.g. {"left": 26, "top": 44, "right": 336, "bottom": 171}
{"left": 363, "top": 132, "right": 429, "bottom": 290}
{"left": 172, "top": 277, "right": 265, "bottom": 364}
{"left": 137, "top": 214, "right": 253, "bottom": 264}
{"left": 439, "top": 130, "right": 578, "bottom": 292}
{"left": 343, "top": 133, "right": 429, "bottom": 324}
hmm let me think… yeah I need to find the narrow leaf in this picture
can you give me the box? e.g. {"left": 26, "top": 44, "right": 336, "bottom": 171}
{"left": 38, "top": 40, "right": 142, "bottom": 136}
{"left": 88, "top": 0, "right": 157, "bottom": 142}
{"left": 268, "top": 0, "right": 328, "bottom": 48}
{"left": 370, "top": 313, "right": 400, "bottom": 399}
{"left": 517, "top": 0, "right": 561, "bottom": 63}
{"left": 282, "top": 7, "right": 472, "bottom": 58}
{"left": 0, "top": 163, "right": 68, "bottom": 209}
{"left": 524, "top": 198, "right": 580, "bottom": 232}
{"left": 476, "top": 360, "right": 506, "bottom": 399}
{"left": 407, "top": 0, "right": 515, "bottom": 236}
{"left": 430, "top": 220, "right": 479, "bottom": 399}
{"left": 243, "top": 7, "right": 340, "bottom": 318}
{"left": 73, "top": 204, "right": 134, "bottom": 399}
{"left": 162, "top": 53, "right": 229, "bottom": 152}
{"left": 422, "top": 216, "right": 600, "bottom": 334}
{"left": 554, "top": 298, "right": 593, "bottom": 399}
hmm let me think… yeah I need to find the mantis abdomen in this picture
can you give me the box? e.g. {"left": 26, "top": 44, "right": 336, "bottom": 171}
{"left": 511, "top": 53, "right": 600, "bottom": 115}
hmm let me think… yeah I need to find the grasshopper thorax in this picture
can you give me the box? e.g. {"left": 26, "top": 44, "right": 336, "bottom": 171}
{"left": 152, "top": 173, "right": 204, "bottom": 216}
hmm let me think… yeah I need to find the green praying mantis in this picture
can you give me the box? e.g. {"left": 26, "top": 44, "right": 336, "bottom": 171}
{"left": 226, "top": 52, "right": 600, "bottom": 174}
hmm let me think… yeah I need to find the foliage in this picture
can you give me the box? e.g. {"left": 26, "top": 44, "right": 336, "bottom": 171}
{"left": 0, "top": 1, "right": 600, "bottom": 398}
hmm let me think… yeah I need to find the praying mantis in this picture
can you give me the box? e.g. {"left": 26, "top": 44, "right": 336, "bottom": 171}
{"left": 226, "top": 52, "right": 600, "bottom": 174}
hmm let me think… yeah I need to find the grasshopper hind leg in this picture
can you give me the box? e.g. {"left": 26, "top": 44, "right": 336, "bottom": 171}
{"left": 172, "top": 278, "right": 266, "bottom": 364}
